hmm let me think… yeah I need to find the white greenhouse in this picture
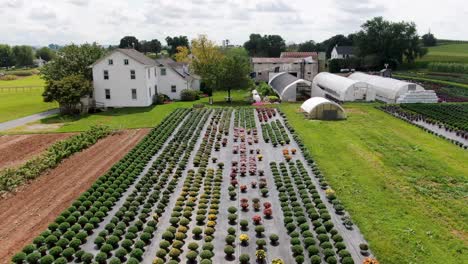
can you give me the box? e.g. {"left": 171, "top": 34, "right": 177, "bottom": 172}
{"left": 300, "top": 97, "right": 347, "bottom": 120}
{"left": 311, "top": 72, "right": 375, "bottom": 102}
{"left": 269, "top": 72, "right": 312, "bottom": 102}
{"left": 348, "top": 72, "right": 429, "bottom": 103}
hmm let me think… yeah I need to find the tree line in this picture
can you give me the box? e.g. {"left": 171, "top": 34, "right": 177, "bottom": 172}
{"left": 0, "top": 45, "right": 56, "bottom": 68}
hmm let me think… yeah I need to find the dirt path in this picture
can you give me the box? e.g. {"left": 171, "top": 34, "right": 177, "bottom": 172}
{"left": 0, "top": 129, "right": 149, "bottom": 263}
{"left": 0, "top": 133, "right": 75, "bottom": 170}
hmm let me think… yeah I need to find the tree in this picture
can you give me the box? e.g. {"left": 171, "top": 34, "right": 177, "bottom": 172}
{"left": 165, "top": 36, "right": 189, "bottom": 56}
{"left": 422, "top": 32, "right": 437, "bottom": 47}
{"left": 191, "top": 35, "right": 224, "bottom": 94}
{"left": 119, "top": 36, "right": 140, "bottom": 50}
{"left": 174, "top": 46, "right": 190, "bottom": 63}
{"left": 40, "top": 43, "right": 105, "bottom": 82}
{"left": 354, "top": 17, "right": 427, "bottom": 67}
{"left": 140, "top": 39, "right": 162, "bottom": 54}
{"left": 218, "top": 54, "right": 251, "bottom": 99}
{"left": 243, "top": 34, "right": 286, "bottom": 57}
{"left": 298, "top": 40, "right": 317, "bottom": 52}
{"left": 43, "top": 74, "right": 92, "bottom": 114}
{"left": 36, "top": 47, "right": 56, "bottom": 61}
{"left": 12, "top": 45, "right": 34, "bottom": 66}
{"left": 0, "top": 44, "right": 15, "bottom": 68}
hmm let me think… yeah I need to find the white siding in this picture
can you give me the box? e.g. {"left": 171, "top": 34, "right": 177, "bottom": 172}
{"left": 156, "top": 66, "right": 190, "bottom": 100}
{"left": 92, "top": 51, "right": 157, "bottom": 107}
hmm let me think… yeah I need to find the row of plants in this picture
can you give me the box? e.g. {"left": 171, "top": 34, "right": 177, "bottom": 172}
{"left": 261, "top": 120, "right": 291, "bottom": 147}
{"left": 379, "top": 105, "right": 467, "bottom": 148}
{"left": 193, "top": 109, "right": 220, "bottom": 167}
{"left": 277, "top": 109, "right": 378, "bottom": 263}
{"left": 234, "top": 108, "right": 256, "bottom": 130}
{"left": 0, "top": 125, "right": 112, "bottom": 192}
{"left": 256, "top": 107, "right": 277, "bottom": 122}
{"left": 400, "top": 103, "right": 468, "bottom": 131}
{"left": 87, "top": 109, "right": 212, "bottom": 263}
{"left": 10, "top": 108, "right": 193, "bottom": 263}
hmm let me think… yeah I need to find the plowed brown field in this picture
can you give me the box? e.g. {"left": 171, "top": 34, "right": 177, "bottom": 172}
{"left": 0, "top": 129, "right": 149, "bottom": 262}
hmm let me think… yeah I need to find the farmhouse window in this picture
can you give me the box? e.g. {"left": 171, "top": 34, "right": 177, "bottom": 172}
{"left": 124, "top": 59, "right": 129, "bottom": 65}
{"left": 103, "top": 70, "right": 109, "bottom": 80}
{"left": 171, "top": 85, "right": 176, "bottom": 93}
{"left": 131, "top": 89, "right": 137, "bottom": 100}
{"left": 108, "top": 59, "right": 113, "bottom": 65}
{"left": 258, "top": 72, "right": 262, "bottom": 76}
{"left": 130, "top": 70, "right": 136, "bottom": 79}
{"left": 154, "top": 68, "right": 157, "bottom": 77}
{"left": 161, "top": 68, "right": 167, "bottom": 76}
{"left": 105, "top": 89, "right": 111, "bottom": 99}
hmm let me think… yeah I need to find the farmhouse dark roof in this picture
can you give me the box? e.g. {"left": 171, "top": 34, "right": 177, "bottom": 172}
{"left": 117, "top": 49, "right": 157, "bottom": 66}
{"left": 280, "top": 52, "right": 318, "bottom": 59}
{"left": 156, "top": 58, "right": 199, "bottom": 79}
{"left": 335, "top": 46, "right": 355, "bottom": 55}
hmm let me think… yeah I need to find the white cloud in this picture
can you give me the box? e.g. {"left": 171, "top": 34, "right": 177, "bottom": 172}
{"left": 0, "top": 0, "right": 466, "bottom": 46}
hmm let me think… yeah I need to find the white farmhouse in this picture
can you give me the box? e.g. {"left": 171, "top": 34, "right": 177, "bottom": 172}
{"left": 330, "top": 45, "right": 355, "bottom": 60}
{"left": 92, "top": 49, "right": 158, "bottom": 107}
{"left": 155, "top": 58, "right": 200, "bottom": 100}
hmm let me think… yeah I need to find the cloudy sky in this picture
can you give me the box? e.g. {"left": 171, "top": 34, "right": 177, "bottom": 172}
{"left": 1, "top": 0, "right": 467, "bottom": 46}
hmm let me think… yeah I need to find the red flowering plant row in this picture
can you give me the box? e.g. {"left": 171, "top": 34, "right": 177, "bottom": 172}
{"left": 256, "top": 107, "right": 277, "bottom": 122}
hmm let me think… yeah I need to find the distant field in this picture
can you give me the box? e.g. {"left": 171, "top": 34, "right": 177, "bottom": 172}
{"left": 0, "top": 76, "right": 56, "bottom": 123}
{"left": 418, "top": 44, "right": 468, "bottom": 63}
{"left": 281, "top": 103, "right": 468, "bottom": 264}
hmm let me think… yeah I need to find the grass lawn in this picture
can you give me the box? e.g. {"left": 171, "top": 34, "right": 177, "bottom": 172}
{"left": 15, "top": 89, "right": 251, "bottom": 133}
{"left": 0, "top": 76, "right": 57, "bottom": 123}
{"left": 418, "top": 44, "right": 468, "bottom": 63}
{"left": 280, "top": 103, "right": 468, "bottom": 264}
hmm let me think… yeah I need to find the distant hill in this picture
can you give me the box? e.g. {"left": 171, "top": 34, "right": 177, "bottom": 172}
{"left": 418, "top": 43, "right": 468, "bottom": 63}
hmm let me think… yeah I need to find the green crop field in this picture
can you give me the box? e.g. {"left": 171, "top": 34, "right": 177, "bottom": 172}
{"left": 0, "top": 75, "right": 57, "bottom": 123}
{"left": 280, "top": 103, "right": 468, "bottom": 264}
{"left": 419, "top": 44, "right": 468, "bottom": 63}
{"left": 16, "top": 89, "right": 251, "bottom": 133}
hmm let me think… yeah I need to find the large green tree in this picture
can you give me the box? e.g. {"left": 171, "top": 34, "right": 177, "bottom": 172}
{"left": 12, "top": 45, "right": 34, "bottom": 66}
{"left": 219, "top": 54, "right": 252, "bottom": 100}
{"left": 36, "top": 47, "right": 56, "bottom": 61}
{"left": 243, "top": 34, "right": 286, "bottom": 57}
{"left": 354, "top": 17, "right": 427, "bottom": 67}
{"left": 165, "top": 36, "right": 189, "bottom": 56}
{"left": 119, "top": 36, "right": 140, "bottom": 50}
{"left": 298, "top": 40, "right": 317, "bottom": 52}
{"left": 422, "top": 32, "right": 437, "bottom": 47}
{"left": 40, "top": 43, "right": 105, "bottom": 82}
{"left": 0, "top": 44, "right": 15, "bottom": 68}
{"left": 43, "top": 74, "right": 92, "bottom": 114}
{"left": 140, "top": 39, "right": 162, "bottom": 54}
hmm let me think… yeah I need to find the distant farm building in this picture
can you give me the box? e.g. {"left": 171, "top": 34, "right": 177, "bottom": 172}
{"left": 312, "top": 72, "right": 375, "bottom": 102}
{"left": 251, "top": 56, "right": 318, "bottom": 83}
{"left": 301, "top": 97, "right": 347, "bottom": 120}
{"left": 348, "top": 72, "right": 438, "bottom": 103}
{"left": 269, "top": 72, "right": 312, "bottom": 102}
{"left": 331, "top": 45, "right": 355, "bottom": 60}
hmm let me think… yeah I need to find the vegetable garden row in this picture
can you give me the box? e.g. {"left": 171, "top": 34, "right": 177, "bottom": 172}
{"left": 11, "top": 107, "right": 375, "bottom": 264}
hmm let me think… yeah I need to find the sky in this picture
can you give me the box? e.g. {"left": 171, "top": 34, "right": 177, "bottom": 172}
{"left": 1, "top": 0, "right": 467, "bottom": 46}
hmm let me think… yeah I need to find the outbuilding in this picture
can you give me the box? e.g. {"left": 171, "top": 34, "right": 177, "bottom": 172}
{"left": 301, "top": 97, "right": 347, "bottom": 120}
{"left": 312, "top": 72, "right": 375, "bottom": 102}
{"left": 348, "top": 72, "right": 425, "bottom": 103}
{"left": 269, "top": 72, "right": 312, "bottom": 102}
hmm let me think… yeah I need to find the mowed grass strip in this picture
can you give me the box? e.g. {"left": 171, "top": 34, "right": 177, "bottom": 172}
{"left": 36, "top": 89, "right": 251, "bottom": 132}
{"left": 280, "top": 103, "right": 468, "bottom": 264}
{"left": 0, "top": 76, "right": 57, "bottom": 123}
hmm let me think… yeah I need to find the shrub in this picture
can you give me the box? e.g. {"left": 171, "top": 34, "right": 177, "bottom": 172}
{"left": 180, "top": 89, "right": 199, "bottom": 101}
{"left": 22, "top": 244, "right": 36, "bottom": 254}
{"left": 342, "top": 257, "right": 354, "bottom": 264}
{"left": 186, "top": 250, "right": 198, "bottom": 260}
{"left": 199, "top": 250, "right": 213, "bottom": 259}
{"left": 54, "top": 257, "right": 67, "bottom": 264}
{"left": 326, "top": 256, "right": 337, "bottom": 264}
{"left": 224, "top": 245, "right": 235, "bottom": 256}
{"left": 291, "top": 244, "right": 303, "bottom": 256}
{"left": 269, "top": 233, "right": 279, "bottom": 244}
{"left": 11, "top": 252, "right": 27, "bottom": 264}
{"left": 62, "top": 247, "right": 75, "bottom": 260}
{"left": 168, "top": 248, "right": 181, "bottom": 259}
{"left": 307, "top": 245, "right": 319, "bottom": 256}
{"left": 39, "top": 255, "right": 54, "bottom": 264}
{"left": 239, "top": 253, "right": 250, "bottom": 263}
{"left": 109, "top": 258, "right": 122, "bottom": 264}
{"left": 26, "top": 252, "right": 41, "bottom": 263}
{"left": 256, "top": 239, "right": 267, "bottom": 249}
{"left": 225, "top": 235, "right": 235, "bottom": 245}
{"left": 81, "top": 253, "right": 94, "bottom": 264}
{"left": 323, "top": 248, "right": 335, "bottom": 258}
{"left": 49, "top": 246, "right": 63, "bottom": 258}
{"left": 115, "top": 248, "right": 127, "bottom": 259}
{"left": 100, "top": 243, "right": 113, "bottom": 254}
{"left": 310, "top": 255, "right": 322, "bottom": 264}
{"left": 188, "top": 242, "right": 199, "bottom": 251}
{"left": 95, "top": 252, "right": 108, "bottom": 263}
